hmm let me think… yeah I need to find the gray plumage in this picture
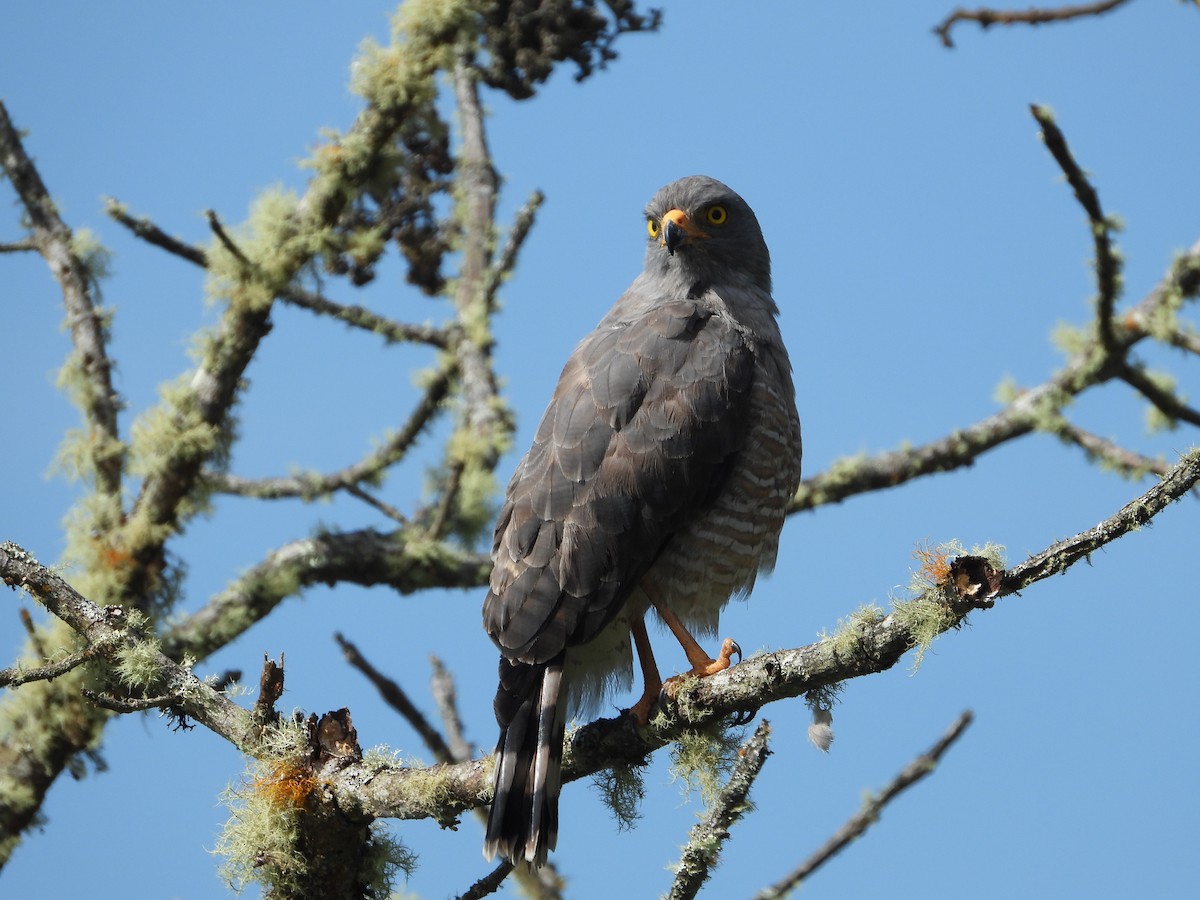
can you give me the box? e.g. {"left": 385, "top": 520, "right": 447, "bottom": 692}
{"left": 482, "top": 175, "right": 802, "bottom": 865}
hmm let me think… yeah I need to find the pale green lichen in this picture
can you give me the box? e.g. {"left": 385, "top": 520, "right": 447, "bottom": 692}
{"left": 993, "top": 375, "right": 1020, "bottom": 406}
{"left": 591, "top": 762, "right": 645, "bottom": 831}
{"left": 819, "top": 603, "right": 885, "bottom": 660}
{"left": 1140, "top": 369, "right": 1184, "bottom": 433}
{"left": 669, "top": 727, "right": 743, "bottom": 810}
{"left": 894, "top": 540, "right": 1005, "bottom": 670}
{"left": 1051, "top": 320, "right": 1092, "bottom": 360}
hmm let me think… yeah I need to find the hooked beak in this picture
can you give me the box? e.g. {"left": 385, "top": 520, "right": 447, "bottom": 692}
{"left": 660, "top": 208, "right": 703, "bottom": 256}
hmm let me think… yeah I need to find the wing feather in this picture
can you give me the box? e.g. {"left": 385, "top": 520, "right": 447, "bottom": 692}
{"left": 482, "top": 297, "right": 754, "bottom": 664}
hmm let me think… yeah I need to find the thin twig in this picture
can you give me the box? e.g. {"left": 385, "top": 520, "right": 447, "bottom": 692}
{"left": 206, "top": 358, "right": 455, "bottom": 500}
{"left": 0, "top": 645, "right": 102, "bottom": 688}
{"left": 668, "top": 720, "right": 773, "bottom": 900}
{"left": 1031, "top": 104, "right": 1122, "bottom": 355}
{"left": 934, "top": 0, "right": 1131, "bottom": 48}
{"left": 205, "top": 209, "right": 250, "bottom": 265}
{"left": 344, "top": 484, "right": 410, "bottom": 524}
{"left": 279, "top": 285, "right": 453, "bottom": 347}
{"left": 753, "top": 711, "right": 974, "bottom": 898}
{"left": 334, "top": 632, "right": 456, "bottom": 765}
{"left": 0, "top": 239, "right": 36, "bottom": 253}
{"left": 455, "top": 860, "right": 515, "bottom": 900}
{"left": 1054, "top": 420, "right": 1170, "bottom": 478}
{"left": 430, "top": 655, "right": 475, "bottom": 762}
{"left": 81, "top": 689, "right": 179, "bottom": 714}
{"left": 105, "top": 199, "right": 209, "bottom": 266}
{"left": 482, "top": 189, "right": 544, "bottom": 308}
{"left": 1118, "top": 364, "right": 1200, "bottom": 427}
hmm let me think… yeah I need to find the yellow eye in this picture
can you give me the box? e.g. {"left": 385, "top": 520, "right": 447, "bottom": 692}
{"left": 647, "top": 217, "right": 660, "bottom": 238}
{"left": 706, "top": 205, "right": 728, "bottom": 226}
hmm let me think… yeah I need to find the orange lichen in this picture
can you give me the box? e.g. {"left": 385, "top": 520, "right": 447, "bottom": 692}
{"left": 253, "top": 763, "right": 323, "bottom": 811}
{"left": 912, "top": 540, "right": 952, "bottom": 587}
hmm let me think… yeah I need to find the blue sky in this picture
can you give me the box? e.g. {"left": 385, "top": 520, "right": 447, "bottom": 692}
{"left": 2, "top": 2, "right": 1198, "bottom": 898}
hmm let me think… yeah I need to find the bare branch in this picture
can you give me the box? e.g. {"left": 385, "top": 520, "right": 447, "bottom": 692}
{"left": 430, "top": 654, "right": 475, "bottom": 763}
{"left": 1002, "top": 446, "right": 1200, "bottom": 592}
{"left": 934, "top": 0, "right": 1131, "bottom": 48}
{"left": 205, "top": 208, "right": 250, "bottom": 266}
{"left": 753, "top": 711, "right": 974, "bottom": 898}
{"left": 455, "top": 860, "right": 514, "bottom": 900}
{"left": 105, "top": 198, "right": 209, "bottom": 266}
{"left": 419, "top": 60, "right": 515, "bottom": 540}
{"left": 668, "top": 720, "right": 773, "bottom": 900}
{"left": 81, "top": 689, "right": 180, "bottom": 714}
{"left": 1031, "top": 104, "right": 1122, "bottom": 355}
{"left": 278, "top": 285, "right": 454, "bottom": 347}
{"left": 344, "top": 483, "right": 411, "bottom": 525}
{"left": 1118, "top": 363, "right": 1200, "bottom": 427}
{"left": 0, "top": 239, "right": 36, "bottom": 253}
{"left": 483, "top": 188, "right": 545, "bottom": 306}
{"left": 335, "top": 632, "right": 457, "bottom": 766}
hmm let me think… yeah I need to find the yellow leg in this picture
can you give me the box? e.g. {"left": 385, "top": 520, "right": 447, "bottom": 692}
{"left": 627, "top": 615, "right": 663, "bottom": 726}
{"left": 651, "top": 598, "right": 740, "bottom": 676}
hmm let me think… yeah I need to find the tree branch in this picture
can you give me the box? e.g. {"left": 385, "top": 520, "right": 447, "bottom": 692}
{"left": 1031, "top": 103, "right": 1122, "bottom": 355}
{"left": 205, "top": 357, "right": 456, "bottom": 501}
{"left": 791, "top": 229, "right": 1200, "bottom": 515}
{"left": 0, "top": 644, "right": 102, "bottom": 688}
{"left": 0, "top": 542, "right": 259, "bottom": 751}
{"left": 159, "top": 528, "right": 490, "bottom": 662}
{"left": 934, "top": 0, "right": 1131, "bottom": 48}
{"left": 105, "top": 198, "right": 209, "bottom": 266}
{"left": 667, "top": 720, "right": 773, "bottom": 900}
{"left": 752, "top": 711, "right": 974, "bottom": 898}
{"left": 335, "top": 633, "right": 457, "bottom": 766}
{"left": 1053, "top": 419, "right": 1170, "bottom": 478}
{"left": 0, "top": 100, "right": 123, "bottom": 499}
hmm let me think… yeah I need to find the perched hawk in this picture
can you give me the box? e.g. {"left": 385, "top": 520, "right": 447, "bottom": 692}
{"left": 482, "top": 175, "right": 801, "bottom": 865}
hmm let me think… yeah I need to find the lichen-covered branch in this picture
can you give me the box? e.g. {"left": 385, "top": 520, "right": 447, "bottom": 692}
{"left": 792, "top": 144, "right": 1200, "bottom": 516}
{"left": 667, "top": 720, "right": 773, "bottom": 900}
{"left": 0, "top": 101, "right": 124, "bottom": 501}
{"left": 0, "top": 542, "right": 259, "bottom": 751}
{"left": 0, "top": 643, "right": 102, "bottom": 688}
{"left": 205, "top": 357, "right": 457, "bottom": 501}
{"left": 160, "top": 528, "right": 490, "bottom": 662}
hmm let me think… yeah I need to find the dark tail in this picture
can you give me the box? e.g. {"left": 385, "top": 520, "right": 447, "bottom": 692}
{"left": 483, "top": 655, "right": 565, "bottom": 867}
